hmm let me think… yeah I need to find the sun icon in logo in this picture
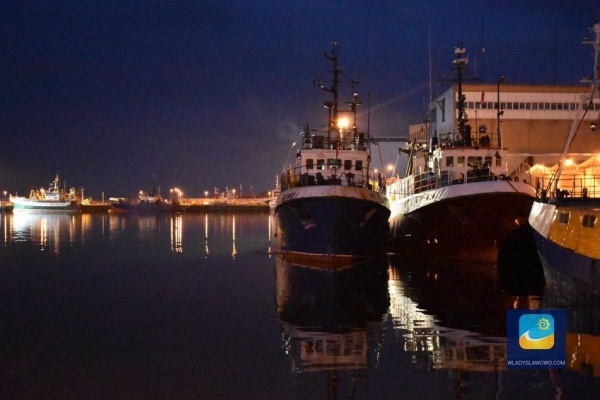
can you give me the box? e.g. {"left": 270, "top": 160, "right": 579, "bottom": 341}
{"left": 537, "top": 317, "right": 551, "bottom": 331}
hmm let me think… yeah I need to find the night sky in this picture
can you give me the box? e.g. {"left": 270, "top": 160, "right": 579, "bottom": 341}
{"left": 1, "top": 1, "right": 599, "bottom": 199}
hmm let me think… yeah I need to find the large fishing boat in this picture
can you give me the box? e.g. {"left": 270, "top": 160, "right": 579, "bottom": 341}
{"left": 272, "top": 43, "right": 390, "bottom": 259}
{"left": 529, "top": 20, "right": 600, "bottom": 291}
{"left": 10, "top": 174, "right": 80, "bottom": 213}
{"left": 385, "top": 45, "right": 536, "bottom": 263}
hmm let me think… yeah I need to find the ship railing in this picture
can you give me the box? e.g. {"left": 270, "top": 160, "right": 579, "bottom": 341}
{"left": 387, "top": 168, "right": 509, "bottom": 198}
{"left": 535, "top": 173, "right": 600, "bottom": 201}
{"left": 302, "top": 131, "right": 369, "bottom": 151}
{"left": 279, "top": 164, "right": 383, "bottom": 192}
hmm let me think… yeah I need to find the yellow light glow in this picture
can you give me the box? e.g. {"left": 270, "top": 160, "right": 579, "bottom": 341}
{"left": 387, "top": 164, "right": 394, "bottom": 172}
{"left": 565, "top": 159, "right": 574, "bottom": 166}
{"left": 337, "top": 118, "right": 349, "bottom": 129}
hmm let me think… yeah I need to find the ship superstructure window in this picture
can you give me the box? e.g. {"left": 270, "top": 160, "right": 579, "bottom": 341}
{"left": 467, "top": 156, "right": 483, "bottom": 168}
{"left": 457, "top": 156, "right": 465, "bottom": 167}
{"left": 344, "top": 160, "right": 352, "bottom": 170}
{"left": 327, "top": 158, "right": 341, "bottom": 168}
{"left": 317, "top": 159, "right": 324, "bottom": 170}
{"left": 558, "top": 212, "right": 569, "bottom": 224}
{"left": 446, "top": 156, "right": 454, "bottom": 167}
{"left": 355, "top": 160, "right": 363, "bottom": 171}
{"left": 583, "top": 214, "right": 597, "bottom": 228}
{"left": 466, "top": 100, "right": 590, "bottom": 111}
{"left": 306, "top": 159, "right": 314, "bottom": 170}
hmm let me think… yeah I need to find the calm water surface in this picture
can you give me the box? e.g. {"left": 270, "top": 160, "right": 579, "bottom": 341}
{"left": 1, "top": 212, "right": 599, "bottom": 399}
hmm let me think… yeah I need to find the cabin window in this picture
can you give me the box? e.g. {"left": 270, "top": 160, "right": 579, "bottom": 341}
{"left": 484, "top": 156, "right": 492, "bottom": 167}
{"left": 558, "top": 212, "right": 569, "bottom": 225}
{"left": 532, "top": 103, "right": 538, "bottom": 110}
{"left": 344, "top": 160, "right": 352, "bottom": 170}
{"left": 496, "top": 157, "right": 502, "bottom": 167}
{"left": 327, "top": 158, "right": 341, "bottom": 168}
{"left": 467, "top": 156, "right": 482, "bottom": 168}
{"left": 457, "top": 156, "right": 465, "bottom": 167}
{"left": 317, "top": 159, "right": 324, "bottom": 170}
{"left": 355, "top": 160, "right": 363, "bottom": 171}
{"left": 583, "top": 214, "right": 597, "bottom": 228}
{"left": 306, "top": 159, "right": 314, "bottom": 170}
{"left": 446, "top": 156, "right": 454, "bottom": 167}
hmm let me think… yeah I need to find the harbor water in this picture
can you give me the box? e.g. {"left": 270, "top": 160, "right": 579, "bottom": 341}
{"left": 1, "top": 212, "right": 599, "bottom": 399}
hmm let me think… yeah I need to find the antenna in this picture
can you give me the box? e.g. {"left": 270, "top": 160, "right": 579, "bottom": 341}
{"left": 481, "top": 17, "right": 485, "bottom": 83}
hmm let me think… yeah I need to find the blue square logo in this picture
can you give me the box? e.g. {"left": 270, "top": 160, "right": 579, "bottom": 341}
{"left": 519, "top": 314, "right": 554, "bottom": 350}
{"left": 506, "top": 309, "right": 566, "bottom": 369}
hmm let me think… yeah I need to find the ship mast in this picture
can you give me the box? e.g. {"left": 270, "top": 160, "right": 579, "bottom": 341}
{"left": 320, "top": 42, "right": 341, "bottom": 144}
{"left": 453, "top": 44, "right": 471, "bottom": 147}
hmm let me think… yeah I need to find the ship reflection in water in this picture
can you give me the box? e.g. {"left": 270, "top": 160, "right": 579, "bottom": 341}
{"left": 387, "top": 254, "right": 543, "bottom": 375}
{"left": 543, "top": 270, "right": 600, "bottom": 379}
{"left": 4, "top": 212, "right": 81, "bottom": 253}
{"left": 2, "top": 212, "right": 254, "bottom": 258}
{"left": 275, "top": 255, "right": 389, "bottom": 397}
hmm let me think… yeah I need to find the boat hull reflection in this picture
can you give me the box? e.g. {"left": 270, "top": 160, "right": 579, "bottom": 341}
{"left": 275, "top": 255, "right": 389, "bottom": 395}
{"left": 387, "top": 254, "right": 543, "bottom": 373}
{"left": 543, "top": 270, "right": 600, "bottom": 378}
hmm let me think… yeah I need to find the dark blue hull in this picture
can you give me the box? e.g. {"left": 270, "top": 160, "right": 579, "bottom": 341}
{"left": 531, "top": 229, "right": 600, "bottom": 289}
{"left": 275, "top": 197, "right": 390, "bottom": 257}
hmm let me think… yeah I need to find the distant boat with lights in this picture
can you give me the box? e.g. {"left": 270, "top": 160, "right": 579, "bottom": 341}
{"left": 109, "top": 183, "right": 184, "bottom": 214}
{"left": 385, "top": 45, "right": 536, "bottom": 263}
{"left": 9, "top": 174, "right": 81, "bottom": 213}
{"left": 529, "top": 20, "right": 600, "bottom": 290}
{"left": 272, "top": 42, "right": 390, "bottom": 260}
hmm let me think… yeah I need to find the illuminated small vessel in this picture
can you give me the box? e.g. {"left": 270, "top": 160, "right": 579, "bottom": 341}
{"left": 10, "top": 174, "right": 80, "bottom": 213}
{"left": 386, "top": 45, "right": 536, "bottom": 263}
{"left": 273, "top": 43, "right": 390, "bottom": 259}
{"left": 529, "top": 20, "right": 600, "bottom": 290}
{"left": 109, "top": 184, "right": 183, "bottom": 214}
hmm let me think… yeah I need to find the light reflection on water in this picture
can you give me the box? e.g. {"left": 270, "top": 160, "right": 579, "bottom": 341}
{"left": 1, "top": 212, "right": 261, "bottom": 258}
{"left": 0, "top": 212, "right": 599, "bottom": 399}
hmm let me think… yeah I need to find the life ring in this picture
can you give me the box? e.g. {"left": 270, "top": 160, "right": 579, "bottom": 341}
{"left": 455, "top": 133, "right": 462, "bottom": 141}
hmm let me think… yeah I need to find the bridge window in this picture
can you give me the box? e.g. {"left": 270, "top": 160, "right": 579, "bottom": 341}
{"left": 344, "top": 160, "right": 352, "bottom": 170}
{"left": 306, "top": 159, "right": 314, "bottom": 170}
{"left": 317, "top": 159, "right": 324, "bottom": 170}
{"left": 558, "top": 212, "right": 569, "bottom": 224}
{"left": 355, "top": 160, "right": 363, "bottom": 171}
{"left": 583, "top": 214, "right": 596, "bottom": 228}
{"left": 457, "top": 156, "right": 465, "bottom": 167}
{"left": 446, "top": 156, "right": 454, "bottom": 167}
{"left": 327, "top": 158, "right": 341, "bottom": 168}
{"left": 467, "top": 156, "right": 483, "bottom": 168}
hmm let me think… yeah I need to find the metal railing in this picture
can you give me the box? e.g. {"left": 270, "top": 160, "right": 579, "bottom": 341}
{"left": 387, "top": 168, "right": 507, "bottom": 198}
{"left": 279, "top": 164, "right": 383, "bottom": 192}
{"left": 535, "top": 174, "right": 600, "bottom": 200}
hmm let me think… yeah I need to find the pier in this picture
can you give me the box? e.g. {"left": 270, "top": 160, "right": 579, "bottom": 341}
{"left": 2, "top": 198, "right": 271, "bottom": 214}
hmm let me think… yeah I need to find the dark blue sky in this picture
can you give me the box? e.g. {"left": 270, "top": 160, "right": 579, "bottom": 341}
{"left": 1, "top": 1, "right": 599, "bottom": 199}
